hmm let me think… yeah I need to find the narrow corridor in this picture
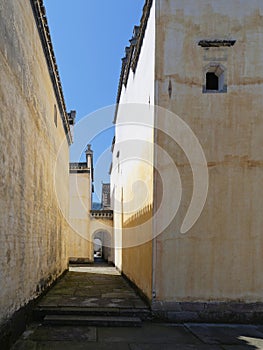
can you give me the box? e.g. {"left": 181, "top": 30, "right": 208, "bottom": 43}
{"left": 35, "top": 262, "right": 150, "bottom": 323}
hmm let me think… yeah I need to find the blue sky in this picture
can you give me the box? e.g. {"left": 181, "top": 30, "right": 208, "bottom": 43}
{"left": 44, "top": 0, "right": 144, "bottom": 202}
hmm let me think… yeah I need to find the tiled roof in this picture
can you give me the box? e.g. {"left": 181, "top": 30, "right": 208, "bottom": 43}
{"left": 114, "top": 0, "right": 153, "bottom": 123}
{"left": 30, "top": 0, "right": 73, "bottom": 144}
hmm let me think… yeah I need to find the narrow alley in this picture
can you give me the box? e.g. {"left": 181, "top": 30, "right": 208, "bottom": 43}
{"left": 2, "top": 1, "right": 263, "bottom": 349}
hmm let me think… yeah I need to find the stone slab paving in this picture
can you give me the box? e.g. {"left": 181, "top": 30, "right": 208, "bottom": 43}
{"left": 11, "top": 264, "right": 263, "bottom": 349}
{"left": 37, "top": 264, "right": 145, "bottom": 310}
{"left": 186, "top": 323, "right": 263, "bottom": 348}
{"left": 97, "top": 323, "right": 201, "bottom": 344}
{"left": 12, "top": 322, "right": 263, "bottom": 349}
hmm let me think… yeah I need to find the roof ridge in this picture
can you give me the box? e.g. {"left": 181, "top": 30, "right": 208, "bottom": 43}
{"left": 30, "top": 0, "right": 73, "bottom": 144}
{"left": 114, "top": 0, "right": 153, "bottom": 123}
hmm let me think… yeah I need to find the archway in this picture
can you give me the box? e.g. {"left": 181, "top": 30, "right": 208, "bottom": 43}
{"left": 92, "top": 230, "right": 112, "bottom": 262}
{"left": 93, "top": 238, "right": 102, "bottom": 259}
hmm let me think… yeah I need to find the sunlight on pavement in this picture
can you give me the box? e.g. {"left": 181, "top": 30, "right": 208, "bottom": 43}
{"left": 238, "top": 335, "right": 263, "bottom": 349}
{"left": 69, "top": 266, "right": 120, "bottom": 275}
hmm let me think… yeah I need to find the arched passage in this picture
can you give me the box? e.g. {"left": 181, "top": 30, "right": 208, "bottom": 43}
{"left": 93, "top": 238, "right": 102, "bottom": 258}
{"left": 92, "top": 230, "right": 112, "bottom": 262}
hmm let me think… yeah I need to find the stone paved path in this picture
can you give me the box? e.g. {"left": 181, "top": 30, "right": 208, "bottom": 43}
{"left": 12, "top": 264, "right": 263, "bottom": 349}
{"left": 37, "top": 263, "right": 147, "bottom": 310}
{"left": 12, "top": 322, "right": 263, "bottom": 349}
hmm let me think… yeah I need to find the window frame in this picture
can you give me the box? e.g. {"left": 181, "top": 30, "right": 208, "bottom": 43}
{"left": 203, "top": 63, "right": 227, "bottom": 94}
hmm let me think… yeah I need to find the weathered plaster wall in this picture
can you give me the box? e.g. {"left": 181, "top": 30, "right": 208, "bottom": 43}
{"left": 68, "top": 173, "right": 93, "bottom": 262}
{"left": 0, "top": 0, "right": 70, "bottom": 325}
{"left": 111, "top": 184, "right": 123, "bottom": 270}
{"left": 111, "top": 1, "right": 155, "bottom": 299}
{"left": 154, "top": 0, "right": 263, "bottom": 303}
{"left": 122, "top": 209, "right": 153, "bottom": 300}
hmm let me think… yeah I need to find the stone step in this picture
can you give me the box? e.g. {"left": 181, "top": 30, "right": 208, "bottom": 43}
{"left": 43, "top": 314, "right": 142, "bottom": 327}
{"left": 34, "top": 306, "right": 151, "bottom": 320}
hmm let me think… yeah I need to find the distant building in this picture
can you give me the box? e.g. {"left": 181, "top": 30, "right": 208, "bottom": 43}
{"left": 101, "top": 183, "right": 111, "bottom": 209}
{"left": 69, "top": 146, "right": 113, "bottom": 264}
{"left": 69, "top": 145, "right": 94, "bottom": 263}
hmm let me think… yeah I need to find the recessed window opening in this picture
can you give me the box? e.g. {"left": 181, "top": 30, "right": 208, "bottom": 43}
{"left": 203, "top": 64, "right": 226, "bottom": 93}
{"left": 206, "top": 72, "right": 218, "bottom": 90}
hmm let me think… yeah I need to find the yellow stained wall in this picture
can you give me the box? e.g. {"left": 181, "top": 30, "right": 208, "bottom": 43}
{"left": 154, "top": 0, "right": 263, "bottom": 302}
{"left": 0, "top": 0, "right": 70, "bottom": 324}
{"left": 69, "top": 173, "right": 93, "bottom": 261}
{"left": 123, "top": 208, "right": 153, "bottom": 300}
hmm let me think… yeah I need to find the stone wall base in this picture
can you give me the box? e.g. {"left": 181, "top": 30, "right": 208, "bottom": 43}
{"left": 151, "top": 301, "right": 263, "bottom": 324}
{"left": 0, "top": 299, "right": 35, "bottom": 350}
{"left": 0, "top": 269, "right": 68, "bottom": 350}
{"left": 69, "top": 257, "right": 93, "bottom": 264}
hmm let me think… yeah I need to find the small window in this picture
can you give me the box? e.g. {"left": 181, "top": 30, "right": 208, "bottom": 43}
{"left": 206, "top": 72, "right": 218, "bottom": 90}
{"left": 203, "top": 64, "right": 227, "bottom": 93}
{"left": 54, "top": 104, "right": 57, "bottom": 127}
